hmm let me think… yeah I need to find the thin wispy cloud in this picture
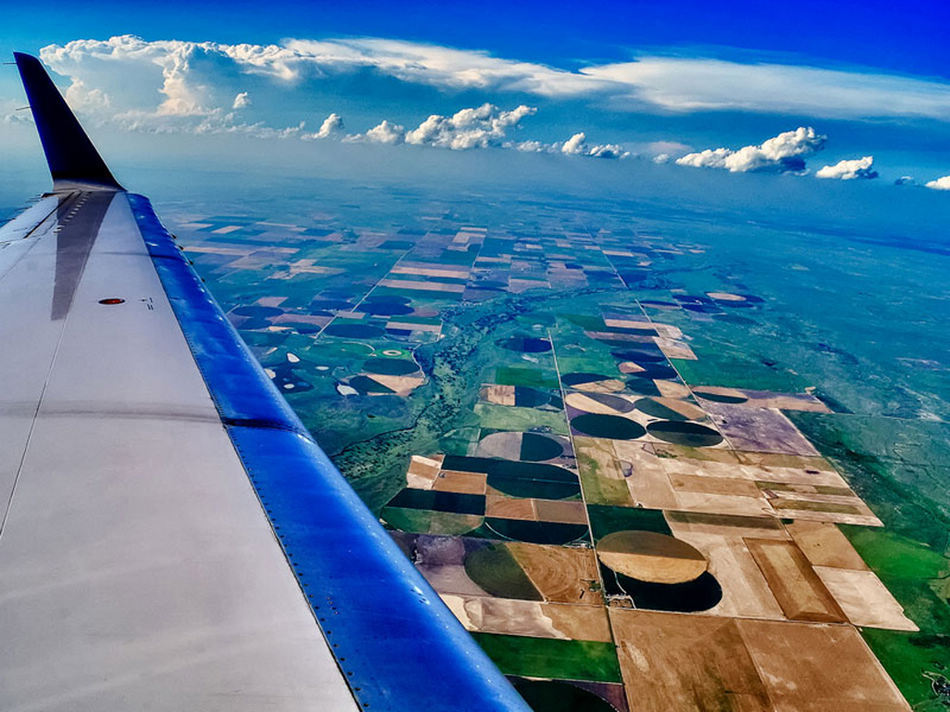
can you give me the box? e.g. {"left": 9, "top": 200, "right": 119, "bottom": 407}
{"left": 37, "top": 35, "right": 950, "bottom": 125}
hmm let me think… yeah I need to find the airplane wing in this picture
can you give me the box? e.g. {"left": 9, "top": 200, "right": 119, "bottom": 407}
{"left": 0, "top": 52, "right": 530, "bottom": 712}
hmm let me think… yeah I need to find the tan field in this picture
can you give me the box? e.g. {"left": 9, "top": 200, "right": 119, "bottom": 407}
{"left": 745, "top": 539, "right": 846, "bottom": 622}
{"left": 609, "top": 610, "right": 910, "bottom": 711}
{"left": 508, "top": 542, "right": 603, "bottom": 605}
{"left": 610, "top": 609, "right": 772, "bottom": 712}
{"left": 785, "top": 520, "right": 869, "bottom": 569}
{"left": 432, "top": 470, "right": 488, "bottom": 494}
{"left": 442, "top": 595, "right": 612, "bottom": 641}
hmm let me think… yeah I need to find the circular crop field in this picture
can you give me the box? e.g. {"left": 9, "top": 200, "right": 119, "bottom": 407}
{"left": 647, "top": 420, "right": 723, "bottom": 447}
{"left": 562, "top": 373, "right": 626, "bottom": 393}
{"left": 463, "top": 544, "right": 542, "bottom": 600}
{"left": 571, "top": 414, "right": 646, "bottom": 440}
{"left": 363, "top": 357, "right": 419, "bottom": 375}
{"left": 624, "top": 362, "right": 678, "bottom": 380}
{"left": 565, "top": 392, "right": 635, "bottom": 415}
{"left": 513, "top": 679, "right": 619, "bottom": 712}
{"left": 693, "top": 387, "right": 748, "bottom": 404}
{"left": 513, "top": 386, "right": 550, "bottom": 407}
{"left": 499, "top": 336, "right": 552, "bottom": 353}
{"left": 612, "top": 348, "right": 666, "bottom": 363}
{"left": 616, "top": 570, "right": 723, "bottom": 613}
{"left": 634, "top": 397, "right": 705, "bottom": 422}
{"left": 479, "top": 431, "right": 564, "bottom": 461}
{"left": 597, "top": 530, "right": 708, "bottom": 584}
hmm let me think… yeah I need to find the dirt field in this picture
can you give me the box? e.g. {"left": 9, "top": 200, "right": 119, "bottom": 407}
{"left": 609, "top": 610, "right": 911, "bottom": 711}
{"left": 509, "top": 541, "right": 603, "bottom": 605}
{"left": 737, "top": 618, "right": 911, "bottom": 711}
{"left": 441, "top": 595, "right": 612, "bottom": 641}
{"left": 609, "top": 609, "right": 772, "bottom": 712}
{"left": 432, "top": 470, "right": 488, "bottom": 494}
{"left": 745, "top": 539, "right": 846, "bottom": 622}
{"left": 813, "top": 566, "right": 918, "bottom": 631}
{"left": 482, "top": 384, "right": 517, "bottom": 406}
{"left": 785, "top": 520, "right": 869, "bottom": 569}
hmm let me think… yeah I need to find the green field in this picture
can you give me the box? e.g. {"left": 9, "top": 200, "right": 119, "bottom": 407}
{"left": 471, "top": 633, "right": 622, "bottom": 683}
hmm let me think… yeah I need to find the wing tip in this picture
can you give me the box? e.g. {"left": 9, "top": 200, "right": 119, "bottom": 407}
{"left": 14, "top": 51, "right": 124, "bottom": 191}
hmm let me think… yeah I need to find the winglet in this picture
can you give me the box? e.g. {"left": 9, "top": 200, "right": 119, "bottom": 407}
{"left": 14, "top": 52, "right": 123, "bottom": 191}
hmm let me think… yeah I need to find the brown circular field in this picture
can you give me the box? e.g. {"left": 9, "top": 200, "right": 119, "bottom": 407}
{"left": 597, "top": 530, "right": 708, "bottom": 584}
{"left": 477, "top": 431, "right": 564, "bottom": 461}
{"left": 634, "top": 396, "right": 706, "bottom": 422}
{"left": 564, "top": 392, "right": 635, "bottom": 415}
{"left": 562, "top": 372, "right": 626, "bottom": 394}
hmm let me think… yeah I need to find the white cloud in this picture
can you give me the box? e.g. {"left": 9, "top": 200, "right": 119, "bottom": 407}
{"left": 1, "top": 99, "right": 33, "bottom": 125}
{"left": 512, "top": 140, "right": 546, "bottom": 152}
{"left": 925, "top": 176, "right": 950, "bottom": 190}
{"left": 676, "top": 127, "right": 826, "bottom": 173}
{"left": 559, "top": 132, "right": 629, "bottom": 159}
{"left": 894, "top": 175, "right": 916, "bottom": 185}
{"left": 303, "top": 112, "right": 343, "bottom": 140}
{"left": 560, "top": 132, "right": 586, "bottom": 155}
{"left": 653, "top": 153, "right": 671, "bottom": 164}
{"left": 404, "top": 103, "right": 535, "bottom": 149}
{"left": 645, "top": 140, "right": 690, "bottom": 157}
{"left": 815, "top": 156, "right": 878, "bottom": 180}
{"left": 283, "top": 37, "right": 602, "bottom": 96}
{"left": 38, "top": 35, "right": 950, "bottom": 128}
{"left": 65, "top": 78, "right": 111, "bottom": 112}
{"left": 38, "top": 36, "right": 303, "bottom": 136}
{"left": 345, "top": 104, "right": 537, "bottom": 151}
{"left": 232, "top": 91, "right": 250, "bottom": 109}
{"left": 359, "top": 119, "right": 406, "bottom": 145}
{"left": 581, "top": 57, "right": 950, "bottom": 120}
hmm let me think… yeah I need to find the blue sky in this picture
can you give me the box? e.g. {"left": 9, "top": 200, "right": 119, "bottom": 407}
{"left": 4, "top": 0, "right": 948, "bottom": 77}
{"left": 2, "top": 1, "right": 950, "bottom": 200}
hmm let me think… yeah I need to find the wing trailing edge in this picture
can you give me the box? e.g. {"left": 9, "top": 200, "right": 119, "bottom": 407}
{"left": 13, "top": 52, "right": 122, "bottom": 191}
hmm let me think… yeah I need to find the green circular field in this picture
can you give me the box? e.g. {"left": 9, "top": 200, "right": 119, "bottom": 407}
{"left": 571, "top": 414, "right": 646, "bottom": 440}
{"left": 646, "top": 420, "right": 724, "bottom": 447}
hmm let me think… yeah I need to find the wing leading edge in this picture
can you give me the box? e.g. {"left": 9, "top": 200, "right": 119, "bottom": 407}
{"left": 0, "top": 53, "right": 531, "bottom": 712}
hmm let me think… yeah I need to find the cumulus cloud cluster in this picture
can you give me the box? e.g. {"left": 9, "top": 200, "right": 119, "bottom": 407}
{"left": 304, "top": 112, "right": 343, "bottom": 140}
{"left": 816, "top": 156, "right": 878, "bottom": 180}
{"left": 676, "top": 127, "right": 826, "bottom": 173}
{"left": 559, "top": 132, "right": 629, "bottom": 159}
{"left": 356, "top": 119, "right": 406, "bottom": 145}
{"left": 926, "top": 176, "right": 950, "bottom": 190}
{"left": 335, "top": 105, "right": 630, "bottom": 159}
{"left": 405, "top": 104, "right": 535, "bottom": 149}
{"left": 344, "top": 104, "right": 535, "bottom": 149}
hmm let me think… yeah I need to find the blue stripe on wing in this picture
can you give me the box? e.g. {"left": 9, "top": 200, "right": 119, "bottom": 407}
{"left": 129, "top": 193, "right": 530, "bottom": 712}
